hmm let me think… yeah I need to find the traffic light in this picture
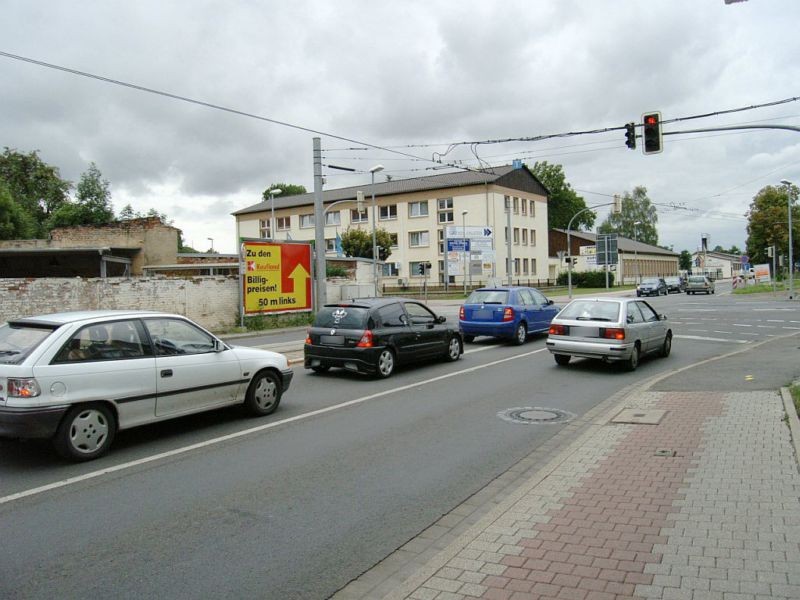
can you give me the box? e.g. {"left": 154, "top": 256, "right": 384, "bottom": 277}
{"left": 417, "top": 262, "right": 431, "bottom": 276}
{"left": 767, "top": 246, "right": 774, "bottom": 258}
{"left": 642, "top": 112, "right": 663, "bottom": 155}
{"left": 624, "top": 123, "right": 636, "bottom": 150}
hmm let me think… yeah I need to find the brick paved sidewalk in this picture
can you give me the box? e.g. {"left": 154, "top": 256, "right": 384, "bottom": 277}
{"left": 383, "top": 389, "right": 800, "bottom": 600}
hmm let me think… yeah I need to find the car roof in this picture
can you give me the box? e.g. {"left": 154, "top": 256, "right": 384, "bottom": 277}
{"left": 324, "top": 297, "right": 417, "bottom": 309}
{"left": 8, "top": 309, "right": 171, "bottom": 327}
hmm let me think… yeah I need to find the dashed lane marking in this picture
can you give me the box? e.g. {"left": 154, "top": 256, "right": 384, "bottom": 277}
{"left": 674, "top": 334, "right": 750, "bottom": 344}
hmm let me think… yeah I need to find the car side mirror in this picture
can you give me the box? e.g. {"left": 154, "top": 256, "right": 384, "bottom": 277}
{"left": 547, "top": 299, "right": 554, "bottom": 305}
{"left": 436, "top": 315, "right": 446, "bottom": 324}
{"left": 213, "top": 339, "right": 226, "bottom": 352}
{"left": 660, "top": 314, "right": 668, "bottom": 321}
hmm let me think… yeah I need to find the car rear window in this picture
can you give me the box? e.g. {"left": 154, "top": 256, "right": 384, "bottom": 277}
{"left": 688, "top": 276, "right": 706, "bottom": 283}
{"left": 313, "top": 306, "right": 371, "bottom": 329}
{"left": 558, "top": 301, "right": 620, "bottom": 322}
{"left": 0, "top": 322, "right": 58, "bottom": 364}
{"left": 466, "top": 290, "right": 509, "bottom": 304}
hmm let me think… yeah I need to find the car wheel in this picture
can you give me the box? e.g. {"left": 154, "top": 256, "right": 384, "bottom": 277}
{"left": 311, "top": 365, "right": 330, "bottom": 373}
{"left": 625, "top": 344, "right": 640, "bottom": 372}
{"left": 445, "top": 336, "right": 461, "bottom": 362}
{"left": 244, "top": 370, "right": 282, "bottom": 416}
{"left": 660, "top": 333, "right": 672, "bottom": 357}
{"left": 53, "top": 403, "right": 116, "bottom": 462}
{"left": 512, "top": 322, "right": 527, "bottom": 346}
{"left": 463, "top": 334, "right": 475, "bottom": 343}
{"left": 554, "top": 354, "right": 571, "bottom": 366}
{"left": 375, "top": 348, "right": 395, "bottom": 378}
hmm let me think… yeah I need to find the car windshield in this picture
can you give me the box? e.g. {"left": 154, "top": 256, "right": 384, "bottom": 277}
{"left": 0, "top": 322, "right": 57, "bottom": 364}
{"left": 558, "top": 300, "right": 620, "bottom": 322}
{"left": 465, "top": 290, "right": 509, "bottom": 304}
{"left": 665, "top": 277, "right": 679, "bottom": 283}
{"left": 688, "top": 276, "right": 706, "bottom": 282}
{"left": 641, "top": 278, "right": 660, "bottom": 285}
{"left": 313, "top": 306, "right": 370, "bottom": 329}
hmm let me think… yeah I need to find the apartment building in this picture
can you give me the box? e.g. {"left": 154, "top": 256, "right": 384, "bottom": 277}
{"left": 233, "top": 164, "right": 550, "bottom": 287}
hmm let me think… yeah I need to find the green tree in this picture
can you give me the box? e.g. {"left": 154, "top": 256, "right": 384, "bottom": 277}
{"left": 679, "top": 249, "right": 693, "bottom": 271}
{"left": 0, "top": 181, "right": 37, "bottom": 239}
{"left": 0, "top": 147, "right": 71, "bottom": 236}
{"left": 528, "top": 161, "right": 594, "bottom": 231}
{"left": 597, "top": 186, "right": 658, "bottom": 245}
{"left": 47, "top": 163, "right": 115, "bottom": 228}
{"left": 262, "top": 183, "right": 307, "bottom": 201}
{"left": 340, "top": 227, "right": 394, "bottom": 260}
{"left": 745, "top": 183, "right": 798, "bottom": 265}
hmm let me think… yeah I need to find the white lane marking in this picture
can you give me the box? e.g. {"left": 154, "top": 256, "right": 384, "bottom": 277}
{"left": 712, "top": 331, "right": 732, "bottom": 334}
{"left": 767, "top": 320, "right": 786, "bottom": 323}
{"left": 0, "top": 348, "right": 548, "bottom": 505}
{"left": 757, "top": 325, "right": 777, "bottom": 329}
{"left": 732, "top": 323, "right": 753, "bottom": 327}
{"left": 674, "top": 334, "right": 750, "bottom": 344}
{"left": 783, "top": 326, "right": 800, "bottom": 330}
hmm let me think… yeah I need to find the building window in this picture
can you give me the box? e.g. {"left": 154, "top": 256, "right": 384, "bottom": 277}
{"left": 300, "top": 214, "right": 314, "bottom": 229}
{"left": 438, "top": 229, "right": 445, "bottom": 254}
{"left": 351, "top": 209, "right": 368, "bottom": 223}
{"left": 259, "top": 219, "right": 271, "bottom": 238}
{"left": 504, "top": 227, "right": 508, "bottom": 242}
{"left": 409, "top": 230, "right": 430, "bottom": 247}
{"left": 325, "top": 238, "right": 336, "bottom": 252}
{"left": 379, "top": 205, "right": 397, "bottom": 220}
{"left": 513, "top": 228, "right": 520, "bottom": 245}
{"left": 389, "top": 233, "right": 398, "bottom": 247}
{"left": 523, "top": 258, "right": 529, "bottom": 275}
{"left": 530, "top": 202, "right": 535, "bottom": 218}
{"left": 437, "top": 197, "right": 454, "bottom": 223}
{"left": 504, "top": 195, "right": 511, "bottom": 212}
{"left": 521, "top": 198, "right": 527, "bottom": 215}
{"left": 513, "top": 197, "right": 519, "bottom": 214}
{"left": 410, "top": 261, "right": 427, "bottom": 277}
{"left": 530, "top": 229, "right": 536, "bottom": 246}
{"left": 382, "top": 262, "right": 399, "bottom": 276}
{"left": 531, "top": 258, "right": 537, "bottom": 275}
{"left": 514, "top": 258, "right": 521, "bottom": 275}
{"left": 325, "top": 211, "right": 341, "bottom": 226}
{"left": 522, "top": 229, "right": 528, "bottom": 245}
{"left": 277, "top": 216, "right": 290, "bottom": 231}
{"left": 408, "top": 201, "right": 429, "bottom": 218}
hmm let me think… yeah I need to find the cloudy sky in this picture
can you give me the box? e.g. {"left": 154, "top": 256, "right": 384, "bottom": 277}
{"left": 2, "top": 0, "right": 799, "bottom": 255}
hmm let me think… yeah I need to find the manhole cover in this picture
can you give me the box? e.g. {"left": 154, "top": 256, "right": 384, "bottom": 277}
{"left": 498, "top": 407, "right": 576, "bottom": 425}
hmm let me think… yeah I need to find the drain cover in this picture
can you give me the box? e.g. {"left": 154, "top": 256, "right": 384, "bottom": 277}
{"left": 498, "top": 407, "right": 576, "bottom": 425}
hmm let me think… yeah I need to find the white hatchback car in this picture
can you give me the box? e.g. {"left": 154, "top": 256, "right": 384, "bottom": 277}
{"left": 0, "top": 310, "right": 293, "bottom": 461}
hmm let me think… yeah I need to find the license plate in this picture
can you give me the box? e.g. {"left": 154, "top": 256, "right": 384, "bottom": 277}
{"left": 320, "top": 335, "right": 344, "bottom": 346}
{"left": 570, "top": 326, "right": 599, "bottom": 337}
{"left": 473, "top": 309, "right": 493, "bottom": 320}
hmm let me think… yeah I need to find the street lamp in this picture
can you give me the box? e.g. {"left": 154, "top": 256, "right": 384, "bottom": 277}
{"left": 781, "top": 179, "right": 794, "bottom": 299}
{"left": 207, "top": 237, "right": 214, "bottom": 252}
{"left": 266, "top": 188, "right": 282, "bottom": 239}
{"left": 370, "top": 164, "right": 384, "bottom": 297}
{"left": 633, "top": 221, "right": 642, "bottom": 284}
{"left": 461, "top": 210, "right": 469, "bottom": 295}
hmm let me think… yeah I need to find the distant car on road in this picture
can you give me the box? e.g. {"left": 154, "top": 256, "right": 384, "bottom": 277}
{"left": 546, "top": 297, "right": 672, "bottom": 371}
{"left": 664, "top": 276, "right": 685, "bottom": 294}
{"left": 304, "top": 297, "right": 462, "bottom": 378}
{"left": 685, "top": 275, "right": 715, "bottom": 295}
{"left": 459, "top": 286, "right": 560, "bottom": 345}
{"left": 636, "top": 277, "right": 668, "bottom": 297}
{"left": 0, "top": 310, "right": 293, "bottom": 461}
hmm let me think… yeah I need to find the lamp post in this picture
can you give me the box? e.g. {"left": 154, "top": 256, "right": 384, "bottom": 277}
{"left": 566, "top": 201, "right": 616, "bottom": 298}
{"left": 207, "top": 237, "right": 214, "bottom": 252}
{"left": 781, "top": 179, "right": 794, "bottom": 299}
{"left": 266, "top": 188, "right": 282, "bottom": 239}
{"left": 633, "top": 221, "right": 642, "bottom": 284}
{"left": 370, "top": 164, "right": 384, "bottom": 297}
{"left": 461, "top": 210, "right": 469, "bottom": 295}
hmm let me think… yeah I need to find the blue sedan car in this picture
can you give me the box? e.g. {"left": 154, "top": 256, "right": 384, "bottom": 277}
{"left": 459, "top": 286, "right": 560, "bottom": 345}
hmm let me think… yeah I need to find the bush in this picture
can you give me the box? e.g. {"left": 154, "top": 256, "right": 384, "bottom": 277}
{"left": 239, "top": 312, "right": 314, "bottom": 332}
{"left": 556, "top": 271, "right": 614, "bottom": 287}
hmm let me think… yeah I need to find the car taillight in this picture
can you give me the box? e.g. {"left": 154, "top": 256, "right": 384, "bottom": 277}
{"left": 602, "top": 328, "right": 625, "bottom": 340}
{"left": 356, "top": 330, "right": 373, "bottom": 348}
{"left": 459, "top": 306, "right": 465, "bottom": 320}
{"left": 502, "top": 307, "right": 514, "bottom": 322}
{"left": 549, "top": 324, "right": 566, "bottom": 335}
{"left": 305, "top": 328, "right": 312, "bottom": 344}
{"left": 7, "top": 378, "right": 41, "bottom": 398}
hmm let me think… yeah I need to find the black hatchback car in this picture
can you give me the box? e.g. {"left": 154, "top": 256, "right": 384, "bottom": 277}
{"left": 304, "top": 298, "right": 463, "bottom": 378}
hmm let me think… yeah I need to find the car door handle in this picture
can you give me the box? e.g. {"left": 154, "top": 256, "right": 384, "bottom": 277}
{"left": 160, "top": 369, "right": 173, "bottom": 378}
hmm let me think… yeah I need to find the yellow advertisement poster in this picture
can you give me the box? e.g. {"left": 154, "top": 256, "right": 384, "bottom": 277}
{"left": 242, "top": 241, "right": 313, "bottom": 315}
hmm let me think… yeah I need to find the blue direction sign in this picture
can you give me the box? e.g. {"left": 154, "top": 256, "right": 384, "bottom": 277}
{"left": 447, "top": 239, "right": 470, "bottom": 252}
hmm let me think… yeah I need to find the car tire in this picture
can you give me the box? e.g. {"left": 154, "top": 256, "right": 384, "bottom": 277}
{"left": 53, "top": 403, "right": 116, "bottom": 462}
{"left": 445, "top": 336, "right": 462, "bottom": 362}
{"left": 244, "top": 370, "right": 282, "bottom": 416}
{"left": 624, "top": 344, "right": 640, "bottom": 372}
{"left": 512, "top": 323, "right": 527, "bottom": 346}
{"left": 554, "top": 354, "right": 571, "bottom": 366}
{"left": 462, "top": 334, "right": 475, "bottom": 343}
{"left": 375, "top": 348, "right": 396, "bottom": 378}
{"left": 660, "top": 333, "right": 672, "bottom": 358}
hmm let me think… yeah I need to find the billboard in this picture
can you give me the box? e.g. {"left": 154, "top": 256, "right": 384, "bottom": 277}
{"left": 241, "top": 240, "right": 313, "bottom": 315}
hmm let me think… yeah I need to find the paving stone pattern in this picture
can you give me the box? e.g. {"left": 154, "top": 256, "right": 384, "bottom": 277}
{"left": 392, "top": 390, "right": 800, "bottom": 600}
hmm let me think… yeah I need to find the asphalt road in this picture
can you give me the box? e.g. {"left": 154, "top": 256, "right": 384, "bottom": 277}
{"left": 1, "top": 286, "right": 798, "bottom": 599}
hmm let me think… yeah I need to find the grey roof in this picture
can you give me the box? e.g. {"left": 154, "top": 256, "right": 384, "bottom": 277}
{"left": 233, "top": 164, "right": 550, "bottom": 216}
{"left": 555, "top": 229, "right": 679, "bottom": 256}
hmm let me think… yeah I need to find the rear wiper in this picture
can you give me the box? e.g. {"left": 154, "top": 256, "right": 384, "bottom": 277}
{"left": 575, "top": 317, "right": 612, "bottom": 321}
{"left": 481, "top": 301, "right": 503, "bottom": 304}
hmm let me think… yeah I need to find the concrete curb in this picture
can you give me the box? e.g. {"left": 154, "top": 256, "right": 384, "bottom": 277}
{"left": 780, "top": 386, "right": 800, "bottom": 464}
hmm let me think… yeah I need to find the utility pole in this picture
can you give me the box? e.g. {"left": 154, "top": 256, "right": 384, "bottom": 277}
{"left": 313, "top": 137, "right": 325, "bottom": 310}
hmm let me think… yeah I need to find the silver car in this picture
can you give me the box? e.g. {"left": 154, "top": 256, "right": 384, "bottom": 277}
{"left": 546, "top": 298, "right": 672, "bottom": 371}
{"left": 685, "top": 275, "right": 715, "bottom": 295}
